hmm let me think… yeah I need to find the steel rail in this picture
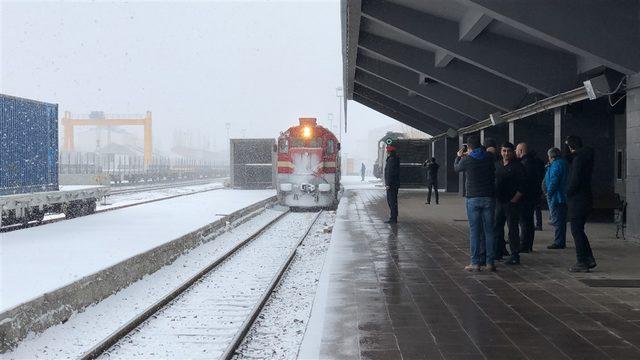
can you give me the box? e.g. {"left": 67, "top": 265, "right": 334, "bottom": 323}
{"left": 221, "top": 210, "right": 324, "bottom": 360}
{"left": 79, "top": 209, "right": 290, "bottom": 360}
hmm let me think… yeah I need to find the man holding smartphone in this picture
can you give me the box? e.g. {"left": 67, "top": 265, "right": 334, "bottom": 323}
{"left": 454, "top": 136, "right": 496, "bottom": 271}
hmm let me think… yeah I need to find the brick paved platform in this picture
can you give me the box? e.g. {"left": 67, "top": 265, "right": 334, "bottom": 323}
{"left": 299, "top": 189, "right": 640, "bottom": 360}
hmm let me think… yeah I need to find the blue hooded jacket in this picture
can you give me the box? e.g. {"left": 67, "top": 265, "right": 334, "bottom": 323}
{"left": 544, "top": 157, "right": 568, "bottom": 205}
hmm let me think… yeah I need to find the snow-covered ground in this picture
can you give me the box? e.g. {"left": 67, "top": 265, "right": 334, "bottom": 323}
{"left": 3, "top": 208, "right": 285, "bottom": 359}
{"left": 0, "top": 189, "right": 275, "bottom": 313}
{"left": 97, "top": 182, "right": 224, "bottom": 211}
{"left": 234, "top": 211, "right": 335, "bottom": 360}
{"left": 102, "top": 212, "right": 318, "bottom": 359}
{"left": 341, "top": 175, "right": 383, "bottom": 190}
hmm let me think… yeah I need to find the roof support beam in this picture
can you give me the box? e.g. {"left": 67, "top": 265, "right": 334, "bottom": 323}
{"left": 352, "top": 93, "right": 441, "bottom": 136}
{"left": 354, "top": 84, "right": 449, "bottom": 134}
{"left": 356, "top": 54, "right": 497, "bottom": 120}
{"left": 458, "top": 0, "right": 640, "bottom": 74}
{"left": 361, "top": 1, "right": 577, "bottom": 95}
{"left": 359, "top": 33, "right": 525, "bottom": 111}
{"left": 435, "top": 50, "right": 455, "bottom": 68}
{"left": 459, "top": 9, "right": 492, "bottom": 41}
{"left": 355, "top": 71, "right": 471, "bottom": 129}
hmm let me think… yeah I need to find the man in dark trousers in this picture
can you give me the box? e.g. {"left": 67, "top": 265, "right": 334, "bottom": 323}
{"left": 384, "top": 145, "right": 400, "bottom": 224}
{"left": 424, "top": 157, "right": 439, "bottom": 204}
{"left": 454, "top": 136, "right": 497, "bottom": 272}
{"left": 495, "top": 142, "right": 526, "bottom": 265}
{"left": 361, "top": 162, "right": 366, "bottom": 182}
{"left": 565, "top": 135, "right": 597, "bottom": 272}
{"left": 516, "top": 142, "right": 543, "bottom": 252}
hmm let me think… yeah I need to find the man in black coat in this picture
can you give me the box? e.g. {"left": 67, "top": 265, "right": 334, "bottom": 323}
{"left": 565, "top": 135, "right": 596, "bottom": 272}
{"left": 424, "top": 157, "right": 439, "bottom": 204}
{"left": 516, "top": 142, "right": 543, "bottom": 252}
{"left": 496, "top": 142, "right": 526, "bottom": 265}
{"left": 384, "top": 145, "right": 400, "bottom": 224}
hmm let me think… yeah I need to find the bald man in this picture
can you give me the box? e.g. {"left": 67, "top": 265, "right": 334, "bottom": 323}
{"left": 516, "top": 143, "right": 544, "bottom": 252}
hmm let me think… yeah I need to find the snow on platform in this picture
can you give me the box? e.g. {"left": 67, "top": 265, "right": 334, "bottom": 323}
{"left": 0, "top": 189, "right": 275, "bottom": 313}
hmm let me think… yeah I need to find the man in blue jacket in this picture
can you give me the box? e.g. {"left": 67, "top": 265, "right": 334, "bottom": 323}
{"left": 544, "top": 147, "right": 568, "bottom": 249}
{"left": 454, "top": 136, "right": 496, "bottom": 272}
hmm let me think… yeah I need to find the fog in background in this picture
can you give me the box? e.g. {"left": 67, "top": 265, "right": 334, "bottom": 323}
{"left": 1, "top": 0, "right": 402, "bottom": 165}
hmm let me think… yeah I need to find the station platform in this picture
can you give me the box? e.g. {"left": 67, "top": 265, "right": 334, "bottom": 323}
{"left": 300, "top": 187, "right": 640, "bottom": 360}
{"left": 0, "top": 189, "right": 275, "bottom": 313}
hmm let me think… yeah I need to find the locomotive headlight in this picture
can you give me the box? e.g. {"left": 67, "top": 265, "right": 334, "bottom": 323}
{"left": 302, "top": 126, "right": 312, "bottom": 138}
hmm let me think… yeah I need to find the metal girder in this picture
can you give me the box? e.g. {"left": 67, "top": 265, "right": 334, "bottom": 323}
{"left": 459, "top": 9, "right": 492, "bottom": 41}
{"left": 341, "top": 0, "right": 362, "bottom": 99}
{"left": 359, "top": 32, "right": 525, "bottom": 111}
{"left": 355, "top": 71, "right": 471, "bottom": 129}
{"left": 435, "top": 50, "right": 455, "bottom": 68}
{"left": 354, "top": 84, "right": 450, "bottom": 134}
{"left": 356, "top": 54, "right": 499, "bottom": 120}
{"left": 459, "top": 0, "right": 640, "bottom": 75}
{"left": 352, "top": 93, "right": 442, "bottom": 136}
{"left": 361, "top": 1, "right": 577, "bottom": 95}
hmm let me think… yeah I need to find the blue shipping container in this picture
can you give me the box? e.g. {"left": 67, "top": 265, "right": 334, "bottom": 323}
{"left": 0, "top": 94, "right": 59, "bottom": 195}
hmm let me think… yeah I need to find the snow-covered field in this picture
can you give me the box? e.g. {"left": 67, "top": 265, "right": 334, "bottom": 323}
{"left": 97, "top": 182, "right": 225, "bottom": 211}
{"left": 234, "top": 211, "right": 335, "bottom": 360}
{"left": 0, "top": 189, "right": 275, "bottom": 313}
{"left": 4, "top": 208, "right": 286, "bottom": 359}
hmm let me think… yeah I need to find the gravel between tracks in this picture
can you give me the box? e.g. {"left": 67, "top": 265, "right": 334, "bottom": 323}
{"left": 233, "top": 211, "right": 335, "bottom": 360}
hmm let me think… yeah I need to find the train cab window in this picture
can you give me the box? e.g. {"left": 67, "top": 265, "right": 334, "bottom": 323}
{"left": 326, "top": 139, "right": 335, "bottom": 155}
{"left": 278, "top": 139, "right": 289, "bottom": 153}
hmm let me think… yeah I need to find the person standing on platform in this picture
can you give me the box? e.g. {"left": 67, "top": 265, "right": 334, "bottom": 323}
{"left": 424, "top": 157, "right": 439, "bottom": 205}
{"left": 543, "top": 147, "right": 569, "bottom": 249}
{"left": 361, "top": 162, "right": 366, "bottom": 182}
{"left": 516, "top": 142, "right": 541, "bottom": 252}
{"left": 454, "top": 136, "right": 496, "bottom": 272}
{"left": 565, "top": 136, "right": 597, "bottom": 272}
{"left": 495, "top": 142, "right": 526, "bottom": 265}
{"left": 384, "top": 145, "right": 400, "bottom": 224}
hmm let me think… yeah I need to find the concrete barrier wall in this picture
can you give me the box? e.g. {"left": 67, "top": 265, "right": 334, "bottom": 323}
{"left": 0, "top": 196, "right": 277, "bottom": 352}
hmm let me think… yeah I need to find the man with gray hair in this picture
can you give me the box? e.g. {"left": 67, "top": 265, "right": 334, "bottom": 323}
{"left": 543, "top": 147, "right": 569, "bottom": 249}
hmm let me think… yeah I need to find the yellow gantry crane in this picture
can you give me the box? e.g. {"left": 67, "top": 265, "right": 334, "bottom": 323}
{"left": 61, "top": 111, "right": 153, "bottom": 166}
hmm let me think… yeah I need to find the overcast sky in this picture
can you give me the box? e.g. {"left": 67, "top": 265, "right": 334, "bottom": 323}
{"left": 1, "top": 0, "right": 401, "bottom": 163}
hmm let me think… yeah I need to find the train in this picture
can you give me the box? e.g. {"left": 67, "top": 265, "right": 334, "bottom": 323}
{"left": 275, "top": 118, "right": 340, "bottom": 209}
{"left": 1, "top": 94, "right": 107, "bottom": 226}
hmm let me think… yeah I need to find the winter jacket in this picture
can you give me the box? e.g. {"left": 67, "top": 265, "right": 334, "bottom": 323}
{"left": 425, "top": 162, "right": 439, "bottom": 185}
{"left": 385, "top": 155, "right": 401, "bottom": 188}
{"left": 567, "top": 147, "right": 594, "bottom": 219}
{"left": 544, "top": 158, "right": 568, "bottom": 206}
{"left": 495, "top": 160, "right": 526, "bottom": 203}
{"left": 520, "top": 154, "right": 544, "bottom": 203}
{"left": 454, "top": 148, "right": 495, "bottom": 198}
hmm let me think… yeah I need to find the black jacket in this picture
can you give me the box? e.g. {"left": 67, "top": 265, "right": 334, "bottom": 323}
{"left": 495, "top": 160, "right": 526, "bottom": 203}
{"left": 520, "top": 154, "right": 544, "bottom": 203}
{"left": 454, "top": 149, "right": 495, "bottom": 198}
{"left": 385, "top": 154, "right": 401, "bottom": 188}
{"left": 567, "top": 147, "right": 594, "bottom": 218}
{"left": 425, "top": 162, "right": 439, "bottom": 185}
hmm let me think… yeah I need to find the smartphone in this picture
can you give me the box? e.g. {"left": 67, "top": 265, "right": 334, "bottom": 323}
{"left": 462, "top": 144, "right": 468, "bottom": 152}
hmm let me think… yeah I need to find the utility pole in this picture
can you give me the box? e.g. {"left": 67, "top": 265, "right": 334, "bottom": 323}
{"left": 336, "top": 87, "right": 343, "bottom": 142}
{"left": 328, "top": 113, "right": 334, "bottom": 133}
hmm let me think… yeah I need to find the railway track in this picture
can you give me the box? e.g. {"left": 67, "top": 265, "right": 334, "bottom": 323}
{"left": 0, "top": 180, "right": 227, "bottom": 232}
{"left": 79, "top": 210, "right": 322, "bottom": 360}
{"left": 107, "top": 178, "right": 227, "bottom": 196}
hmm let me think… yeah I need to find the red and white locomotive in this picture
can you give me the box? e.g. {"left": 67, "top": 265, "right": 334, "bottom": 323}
{"left": 276, "top": 118, "right": 340, "bottom": 209}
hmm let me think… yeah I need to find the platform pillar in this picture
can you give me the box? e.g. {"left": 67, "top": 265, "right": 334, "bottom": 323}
{"left": 626, "top": 73, "right": 640, "bottom": 239}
